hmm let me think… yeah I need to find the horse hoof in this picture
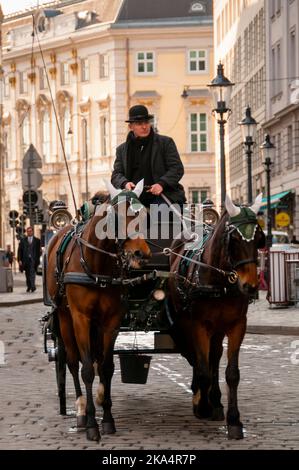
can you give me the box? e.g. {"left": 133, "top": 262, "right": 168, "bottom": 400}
{"left": 77, "top": 415, "right": 87, "bottom": 428}
{"left": 227, "top": 425, "right": 244, "bottom": 440}
{"left": 194, "top": 406, "right": 212, "bottom": 419}
{"left": 86, "top": 427, "right": 100, "bottom": 442}
{"left": 212, "top": 407, "right": 225, "bottom": 421}
{"left": 102, "top": 421, "right": 116, "bottom": 434}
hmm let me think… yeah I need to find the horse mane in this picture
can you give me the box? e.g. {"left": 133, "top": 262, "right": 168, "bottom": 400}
{"left": 91, "top": 191, "right": 110, "bottom": 205}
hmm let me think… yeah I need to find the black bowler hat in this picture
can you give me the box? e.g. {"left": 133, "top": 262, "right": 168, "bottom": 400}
{"left": 125, "top": 105, "right": 154, "bottom": 123}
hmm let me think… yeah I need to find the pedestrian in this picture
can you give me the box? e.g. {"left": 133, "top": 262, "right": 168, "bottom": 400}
{"left": 4, "top": 244, "right": 14, "bottom": 268}
{"left": 17, "top": 227, "right": 41, "bottom": 292}
{"left": 111, "top": 105, "right": 186, "bottom": 207}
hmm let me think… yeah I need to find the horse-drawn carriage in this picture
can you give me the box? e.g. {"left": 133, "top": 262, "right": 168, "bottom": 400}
{"left": 41, "top": 181, "right": 265, "bottom": 442}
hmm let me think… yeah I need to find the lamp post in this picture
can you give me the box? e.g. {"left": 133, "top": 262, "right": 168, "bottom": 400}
{"left": 68, "top": 114, "right": 89, "bottom": 199}
{"left": 208, "top": 62, "right": 234, "bottom": 209}
{"left": 260, "top": 134, "right": 275, "bottom": 249}
{"left": 238, "top": 106, "right": 258, "bottom": 205}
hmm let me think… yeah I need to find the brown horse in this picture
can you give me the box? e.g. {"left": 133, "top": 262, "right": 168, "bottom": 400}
{"left": 46, "top": 180, "right": 151, "bottom": 441}
{"left": 168, "top": 194, "right": 265, "bottom": 439}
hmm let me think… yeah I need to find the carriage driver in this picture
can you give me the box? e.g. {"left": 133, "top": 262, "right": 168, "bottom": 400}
{"left": 111, "top": 105, "right": 186, "bottom": 207}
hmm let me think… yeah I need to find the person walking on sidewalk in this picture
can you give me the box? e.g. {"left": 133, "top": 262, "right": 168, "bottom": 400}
{"left": 17, "top": 227, "right": 41, "bottom": 292}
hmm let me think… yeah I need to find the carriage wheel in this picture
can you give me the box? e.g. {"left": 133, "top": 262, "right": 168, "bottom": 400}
{"left": 55, "top": 335, "right": 67, "bottom": 415}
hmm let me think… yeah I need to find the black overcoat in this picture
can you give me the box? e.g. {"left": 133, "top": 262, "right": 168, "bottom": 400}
{"left": 111, "top": 133, "right": 186, "bottom": 204}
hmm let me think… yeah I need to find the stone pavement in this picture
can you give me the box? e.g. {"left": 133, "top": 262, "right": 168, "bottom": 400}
{"left": 0, "top": 273, "right": 299, "bottom": 335}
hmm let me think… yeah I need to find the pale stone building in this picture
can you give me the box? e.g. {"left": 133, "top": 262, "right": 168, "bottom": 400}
{"left": 263, "top": 0, "right": 299, "bottom": 238}
{"left": 214, "top": 0, "right": 299, "bottom": 237}
{"left": 213, "top": 0, "right": 266, "bottom": 208}
{"left": 0, "top": 0, "right": 215, "bottom": 246}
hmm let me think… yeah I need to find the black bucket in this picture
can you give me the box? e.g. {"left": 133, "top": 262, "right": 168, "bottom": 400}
{"left": 119, "top": 354, "right": 152, "bottom": 384}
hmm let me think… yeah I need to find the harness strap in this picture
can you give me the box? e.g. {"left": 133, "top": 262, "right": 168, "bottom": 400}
{"left": 76, "top": 236, "right": 118, "bottom": 258}
{"left": 64, "top": 272, "right": 122, "bottom": 287}
{"left": 163, "top": 247, "right": 238, "bottom": 284}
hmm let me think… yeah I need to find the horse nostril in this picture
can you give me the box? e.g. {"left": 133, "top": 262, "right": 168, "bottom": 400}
{"left": 134, "top": 250, "right": 143, "bottom": 259}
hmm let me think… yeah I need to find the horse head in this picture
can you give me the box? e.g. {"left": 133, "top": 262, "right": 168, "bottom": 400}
{"left": 224, "top": 193, "right": 265, "bottom": 295}
{"left": 99, "top": 179, "right": 151, "bottom": 269}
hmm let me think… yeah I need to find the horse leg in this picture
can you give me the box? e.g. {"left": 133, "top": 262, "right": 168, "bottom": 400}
{"left": 225, "top": 320, "right": 246, "bottom": 439}
{"left": 59, "top": 309, "right": 86, "bottom": 428}
{"left": 209, "top": 333, "right": 225, "bottom": 421}
{"left": 96, "top": 328, "right": 118, "bottom": 434}
{"left": 55, "top": 334, "right": 67, "bottom": 415}
{"left": 73, "top": 315, "right": 100, "bottom": 442}
{"left": 192, "top": 326, "right": 212, "bottom": 419}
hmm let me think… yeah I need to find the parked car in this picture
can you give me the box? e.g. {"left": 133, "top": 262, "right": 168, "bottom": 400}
{"left": 36, "top": 247, "right": 44, "bottom": 275}
{"left": 263, "top": 230, "right": 290, "bottom": 245}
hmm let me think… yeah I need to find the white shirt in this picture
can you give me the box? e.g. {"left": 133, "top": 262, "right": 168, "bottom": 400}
{"left": 28, "top": 236, "right": 33, "bottom": 244}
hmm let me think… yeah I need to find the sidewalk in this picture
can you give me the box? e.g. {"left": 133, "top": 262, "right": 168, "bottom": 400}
{"left": 0, "top": 272, "right": 43, "bottom": 307}
{"left": 0, "top": 273, "right": 299, "bottom": 335}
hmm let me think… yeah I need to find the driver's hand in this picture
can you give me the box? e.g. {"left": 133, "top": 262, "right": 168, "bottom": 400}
{"left": 147, "top": 183, "right": 163, "bottom": 196}
{"left": 125, "top": 182, "right": 136, "bottom": 190}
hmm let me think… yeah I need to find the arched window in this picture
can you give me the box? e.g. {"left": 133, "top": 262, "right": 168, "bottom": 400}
{"left": 20, "top": 114, "right": 30, "bottom": 157}
{"left": 41, "top": 110, "right": 51, "bottom": 162}
{"left": 63, "top": 107, "right": 71, "bottom": 160}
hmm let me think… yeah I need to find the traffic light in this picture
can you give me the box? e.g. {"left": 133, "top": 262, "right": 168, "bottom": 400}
{"left": 23, "top": 190, "right": 38, "bottom": 211}
{"left": 9, "top": 210, "right": 19, "bottom": 228}
{"left": 32, "top": 208, "right": 44, "bottom": 225}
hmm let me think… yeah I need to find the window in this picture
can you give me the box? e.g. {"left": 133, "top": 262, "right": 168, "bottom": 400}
{"left": 136, "top": 52, "right": 155, "bottom": 74}
{"left": 189, "top": 188, "right": 209, "bottom": 203}
{"left": 289, "top": 29, "right": 296, "bottom": 83}
{"left": 4, "top": 74, "right": 10, "bottom": 98}
{"left": 41, "top": 110, "right": 51, "bottom": 163}
{"left": 63, "top": 108, "right": 71, "bottom": 160}
{"left": 39, "top": 67, "right": 47, "bottom": 90}
{"left": 99, "top": 54, "right": 109, "bottom": 79}
{"left": 188, "top": 50, "right": 207, "bottom": 73}
{"left": 190, "top": 113, "right": 207, "bottom": 152}
{"left": 3, "top": 126, "right": 11, "bottom": 168}
{"left": 287, "top": 125, "right": 293, "bottom": 168}
{"left": 81, "top": 58, "right": 89, "bottom": 82}
{"left": 19, "top": 71, "right": 28, "bottom": 94}
{"left": 276, "top": 132, "right": 281, "bottom": 174}
{"left": 20, "top": 114, "right": 30, "bottom": 157}
{"left": 100, "top": 115, "right": 109, "bottom": 156}
{"left": 61, "top": 62, "right": 69, "bottom": 86}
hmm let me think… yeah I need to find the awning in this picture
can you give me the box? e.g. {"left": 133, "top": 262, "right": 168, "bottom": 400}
{"left": 260, "top": 190, "right": 293, "bottom": 211}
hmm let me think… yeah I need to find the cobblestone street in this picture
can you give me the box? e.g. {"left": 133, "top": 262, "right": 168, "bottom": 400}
{"left": 0, "top": 301, "right": 299, "bottom": 450}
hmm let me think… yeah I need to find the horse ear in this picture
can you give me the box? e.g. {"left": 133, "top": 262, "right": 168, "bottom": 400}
{"left": 225, "top": 194, "right": 241, "bottom": 217}
{"left": 105, "top": 180, "right": 122, "bottom": 199}
{"left": 133, "top": 179, "right": 144, "bottom": 198}
{"left": 249, "top": 193, "right": 263, "bottom": 215}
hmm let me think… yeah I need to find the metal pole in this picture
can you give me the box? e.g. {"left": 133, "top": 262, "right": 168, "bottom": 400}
{"left": 218, "top": 115, "right": 227, "bottom": 209}
{"left": 12, "top": 225, "right": 16, "bottom": 274}
{"left": 83, "top": 118, "right": 88, "bottom": 198}
{"left": 265, "top": 158, "right": 273, "bottom": 249}
{"left": 245, "top": 137, "right": 253, "bottom": 205}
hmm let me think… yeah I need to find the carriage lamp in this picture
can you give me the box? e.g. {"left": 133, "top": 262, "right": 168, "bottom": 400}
{"left": 238, "top": 106, "right": 258, "bottom": 205}
{"left": 260, "top": 134, "right": 275, "bottom": 249}
{"left": 208, "top": 62, "right": 234, "bottom": 209}
{"left": 152, "top": 289, "right": 166, "bottom": 301}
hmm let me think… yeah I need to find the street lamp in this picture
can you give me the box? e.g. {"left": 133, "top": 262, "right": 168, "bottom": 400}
{"left": 68, "top": 114, "right": 89, "bottom": 199}
{"left": 260, "top": 134, "right": 275, "bottom": 249}
{"left": 238, "top": 106, "right": 258, "bottom": 204}
{"left": 208, "top": 62, "right": 234, "bottom": 208}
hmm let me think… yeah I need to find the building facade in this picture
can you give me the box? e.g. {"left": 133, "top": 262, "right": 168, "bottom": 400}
{"left": 214, "top": 0, "right": 299, "bottom": 237}
{"left": 0, "top": 0, "right": 215, "bottom": 246}
{"left": 214, "top": 0, "right": 266, "bottom": 208}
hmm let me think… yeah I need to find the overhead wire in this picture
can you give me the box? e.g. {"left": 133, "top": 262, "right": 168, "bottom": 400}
{"left": 32, "top": 12, "right": 78, "bottom": 218}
